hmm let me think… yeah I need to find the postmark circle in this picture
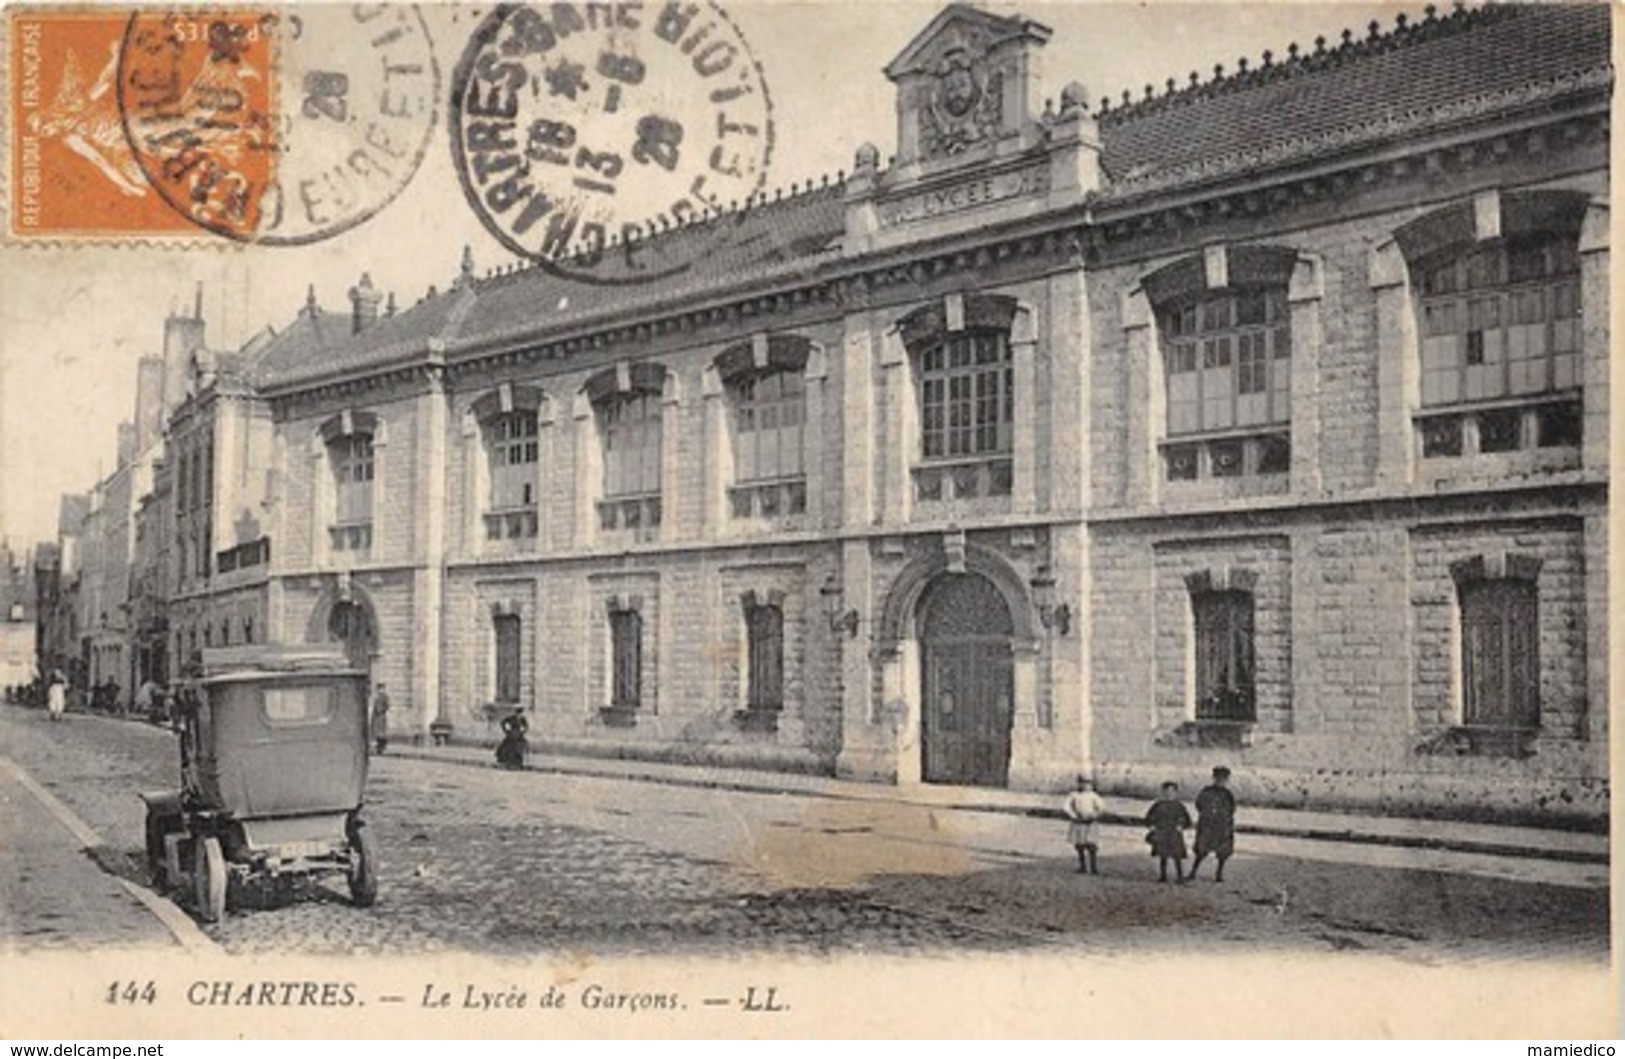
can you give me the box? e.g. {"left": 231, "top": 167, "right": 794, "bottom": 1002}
{"left": 117, "top": 5, "right": 440, "bottom": 246}
{"left": 449, "top": 1, "right": 775, "bottom": 285}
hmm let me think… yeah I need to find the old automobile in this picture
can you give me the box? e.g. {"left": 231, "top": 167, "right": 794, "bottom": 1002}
{"left": 141, "top": 645, "right": 377, "bottom": 922}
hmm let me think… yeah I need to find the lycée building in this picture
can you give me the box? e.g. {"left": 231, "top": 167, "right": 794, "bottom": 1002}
{"left": 130, "top": 4, "right": 1608, "bottom": 824}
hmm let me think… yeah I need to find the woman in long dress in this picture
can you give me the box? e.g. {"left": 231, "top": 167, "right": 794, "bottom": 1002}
{"left": 45, "top": 673, "right": 66, "bottom": 722}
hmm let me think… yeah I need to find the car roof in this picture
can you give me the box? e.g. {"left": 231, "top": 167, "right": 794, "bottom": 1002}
{"left": 188, "top": 646, "right": 367, "bottom": 684}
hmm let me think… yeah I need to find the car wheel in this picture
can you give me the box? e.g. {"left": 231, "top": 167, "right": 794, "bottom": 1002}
{"left": 144, "top": 811, "right": 179, "bottom": 890}
{"left": 195, "top": 836, "right": 226, "bottom": 924}
{"left": 348, "top": 823, "right": 377, "bottom": 908}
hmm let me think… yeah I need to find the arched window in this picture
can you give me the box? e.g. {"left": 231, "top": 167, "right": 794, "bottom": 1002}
{"left": 586, "top": 364, "right": 666, "bottom": 536}
{"left": 735, "top": 373, "right": 805, "bottom": 484}
{"left": 716, "top": 335, "right": 812, "bottom": 520}
{"left": 487, "top": 410, "right": 539, "bottom": 539}
{"left": 320, "top": 411, "right": 379, "bottom": 555}
{"left": 1417, "top": 237, "right": 1581, "bottom": 455}
{"left": 898, "top": 293, "right": 1018, "bottom": 502}
{"left": 471, "top": 386, "right": 545, "bottom": 542}
{"left": 1398, "top": 190, "right": 1588, "bottom": 460}
{"left": 328, "top": 433, "right": 375, "bottom": 551}
{"left": 1146, "top": 247, "right": 1296, "bottom": 482}
{"left": 601, "top": 392, "right": 661, "bottom": 517}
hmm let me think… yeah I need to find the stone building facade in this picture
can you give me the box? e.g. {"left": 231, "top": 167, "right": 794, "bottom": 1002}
{"left": 90, "top": 3, "right": 1607, "bottom": 823}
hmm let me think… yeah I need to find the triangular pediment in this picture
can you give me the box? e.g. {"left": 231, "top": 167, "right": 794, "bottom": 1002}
{"left": 884, "top": 4, "right": 1050, "bottom": 81}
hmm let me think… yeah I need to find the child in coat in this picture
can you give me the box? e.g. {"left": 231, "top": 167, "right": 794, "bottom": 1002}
{"left": 1144, "top": 781, "right": 1193, "bottom": 883}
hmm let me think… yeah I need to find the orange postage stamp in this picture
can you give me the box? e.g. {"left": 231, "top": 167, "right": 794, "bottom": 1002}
{"left": 8, "top": 5, "right": 438, "bottom": 243}
{"left": 9, "top": 6, "right": 275, "bottom": 238}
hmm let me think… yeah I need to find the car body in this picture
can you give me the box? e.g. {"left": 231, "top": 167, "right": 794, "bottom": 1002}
{"left": 140, "top": 645, "right": 377, "bottom": 923}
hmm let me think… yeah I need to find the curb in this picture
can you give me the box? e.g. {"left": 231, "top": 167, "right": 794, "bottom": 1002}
{"left": 0, "top": 755, "right": 222, "bottom": 955}
{"left": 386, "top": 745, "right": 1608, "bottom": 867}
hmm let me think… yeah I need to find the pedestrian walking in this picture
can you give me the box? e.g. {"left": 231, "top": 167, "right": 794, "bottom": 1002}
{"left": 496, "top": 711, "right": 529, "bottom": 770}
{"left": 45, "top": 671, "right": 66, "bottom": 722}
{"left": 1064, "top": 775, "right": 1105, "bottom": 875}
{"left": 134, "top": 678, "right": 158, "bottom": 721}
{"left": 1190, "top": 765, "right": 1237, "bottom": 882}
{"left": 369, "top": 682, "right": 391, "bottom": 755}
{"left": 1144, "top": 781, "right": 1192, "bottom": 883}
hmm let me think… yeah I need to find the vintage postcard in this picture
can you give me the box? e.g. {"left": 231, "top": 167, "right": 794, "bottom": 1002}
{"left": 0, "top": 0, "right": 1615, "bottom": 1040}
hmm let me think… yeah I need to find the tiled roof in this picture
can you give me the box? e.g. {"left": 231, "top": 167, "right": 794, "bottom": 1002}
{"left": 252, "top": 293, "right": 473, "bottom": 387}
{"left": 255, "top": 186, "right": 846, "bottom": 385}
{"left": 451, "top": 186, "right": 845, "bottom": 353}
{"left": 253, "top": 3, "right": 1607, "bottom": 389}
{"left": 1096, "top": 4, "right": 1610, "bottom": 196}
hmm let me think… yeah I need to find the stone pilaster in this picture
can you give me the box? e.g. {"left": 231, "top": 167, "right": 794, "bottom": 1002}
{"left": 413, "top": 361, "right": 448, "bottom": 739}
{"left": 841, "top": 315, "right": 877, "bottom": 529}
{"left": 1370, "top": 238, "right": 1414, "bottom": 490}
{"left": 700, "top": 365, "right": 726, "bottom": 537}
{"left": 879, "top": 327, "right": 912, "bottom": 526}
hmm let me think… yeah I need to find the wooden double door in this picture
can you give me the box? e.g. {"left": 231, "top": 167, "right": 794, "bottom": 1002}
{"left": 919, "top": 574, "right": 1014, "bottom": 788}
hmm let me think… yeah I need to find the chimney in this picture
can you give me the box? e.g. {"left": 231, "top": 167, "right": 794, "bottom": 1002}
{"left": 162, "top": 289, "right": 207, "bottom": 415}
{"left": 349, "top": 273, "right": 382, "bottom": 334}
{"left": 116, "top": 422, "right": 137, "bottom": 467}
{"left": 133, "top": 357, "right": 165, "bottom": 452}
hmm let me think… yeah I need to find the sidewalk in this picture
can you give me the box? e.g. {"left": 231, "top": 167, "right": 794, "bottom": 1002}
{"left": 387, "top": 739, "right": 1609, "bottom": 868}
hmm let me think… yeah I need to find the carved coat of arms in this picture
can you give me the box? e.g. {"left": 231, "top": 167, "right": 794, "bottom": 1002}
{"left": 920, "top": 44, "right": 1003, "bottom": 158}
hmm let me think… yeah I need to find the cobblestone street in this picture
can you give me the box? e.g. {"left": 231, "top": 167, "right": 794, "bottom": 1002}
{"left": 0, "top": 705, "right": 1608, "bottom": 964}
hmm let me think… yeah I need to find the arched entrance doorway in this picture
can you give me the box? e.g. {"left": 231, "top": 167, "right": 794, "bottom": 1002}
{"left": 919, "top": 572, "right": 1014, "bottom": 787}
{"left": 325, "top": 598, "right": 376, "bottom": 674}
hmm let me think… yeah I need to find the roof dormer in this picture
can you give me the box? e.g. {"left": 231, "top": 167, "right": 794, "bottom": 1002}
{"left": 884, "top": 4, "right": 1051, "bottom": 170}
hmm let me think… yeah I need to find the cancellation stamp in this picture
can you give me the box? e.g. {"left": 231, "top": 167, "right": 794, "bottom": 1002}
{"left": 449, "top": 1, "right": 774, "bottom": 283}
{"left": 117, "top": 5, "right": 440, "bottom": 245}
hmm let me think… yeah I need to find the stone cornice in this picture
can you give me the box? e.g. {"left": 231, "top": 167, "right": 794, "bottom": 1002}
{"left": 265, "top": 360, "right": 441, "bottom": 414}
{"left": 1090, "top": 476, "right": 1606, "bottom": 531}
{"left": 259, "top": 79, "right": 1606, "bottom": 403}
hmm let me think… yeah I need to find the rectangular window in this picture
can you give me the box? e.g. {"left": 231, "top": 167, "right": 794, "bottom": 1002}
{"left": 1193, "top": 590, "right": 1255, "bottom": 722}
{"left": 601, "top": 394, "right": 662, "bottom": 500}
{"left": 489, "top": 412, "right": 539, "bottom": 512}
{"left": 1460, "top": 580, "right": 1539, "bottom": 729}
{"left": 734, "top": 372, "right": 805, "bottom": 483}
{"left": 1162, "top": 289, "right": 1290, "bottom": 437}
{"left": 262, "top": 685, "right": 336, "bottom": 727}
{"left": 609, "top": 609, "right": 642, "bottom": 708}
{"left": 493, "top": 614, "right": 522, "bottom": 705}
{"left": 745, "top": 603, "right": 784, "bottom": 711}
{"left": 920, "top": 332, "right": 1012, "bottom": 461}
{"left": 1417, "top": 236, "right": 1581, "bottom": 409}
{"left": 333, "top": 434, "right": 374, "bottom": 524}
